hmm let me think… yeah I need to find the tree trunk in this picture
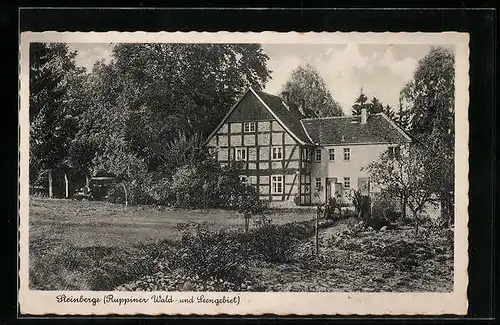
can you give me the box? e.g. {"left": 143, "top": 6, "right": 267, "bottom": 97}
{"left": 48, "top": 169, "right": 53, "bottom": 198}
{"left": 122, "top": 183, "right": 128, "bottom": 207}
{"left": 64, "top": 173, "right": 69, "bottom": 198}
{"left": 315, "top": 208, "right": 320, "bottom": 256}
{"left": 402, "top": 197, "right": 407, "bottom": 219}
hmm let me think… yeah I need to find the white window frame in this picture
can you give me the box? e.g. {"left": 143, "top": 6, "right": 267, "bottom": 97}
{"left": 235, "top": 147, "right": 247, "bottom": 161}
{"left": 272, "top": 146, "right": 283, "bottom": 160}
{"left": 315, "top": 178, "right": 322, "bottom": 190}
{"left": 315, "top": 149, "right": 322, "bottom": 162}
{"left": 329, "top": 148, "right": 335, "bottom": 161}
{"left": 243, "top": 122, "right": 256, "bottom": 132}
{"left": 302, "top": 148, "right": 312, "bottom": 161}
{"left": 343, "top": 148, "right": 351, "bottom": 161}
{"left": 271, "top": 175, "right": 284, "bottom": 194}
{"left": 344, "top": 177, "right": 351, "bottom": 189}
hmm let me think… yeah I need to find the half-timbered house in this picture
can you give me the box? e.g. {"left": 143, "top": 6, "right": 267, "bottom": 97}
{"left": 206, "top": 87, "right": 411, "bottom": 206}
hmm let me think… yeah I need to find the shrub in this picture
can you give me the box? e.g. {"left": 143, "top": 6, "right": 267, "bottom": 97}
{"left": 250, "top": 215, "right": 299, "bottom": 262}
{"left": 176, "top": 225, "right": 247, "bottom": 284}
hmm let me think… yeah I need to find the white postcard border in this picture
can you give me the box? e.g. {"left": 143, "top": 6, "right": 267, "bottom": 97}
{"left": 18, "top": 31, "right": 470, "bottom": 315}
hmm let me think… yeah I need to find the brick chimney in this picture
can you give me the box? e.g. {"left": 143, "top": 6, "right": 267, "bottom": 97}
{"left": 361, "top": 107, "right": 368, "bottom": 124}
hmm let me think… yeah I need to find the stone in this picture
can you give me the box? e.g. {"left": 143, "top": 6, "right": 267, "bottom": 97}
{"left": 380, "top": 226, "right": 388, "bottom": 231}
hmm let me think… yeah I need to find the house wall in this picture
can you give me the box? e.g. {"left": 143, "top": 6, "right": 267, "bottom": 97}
{"left": 309, "top": 143, "right": 397, "bottom": 204}
{"left": 207, "top": 91, "right": 311, "bottom": 204}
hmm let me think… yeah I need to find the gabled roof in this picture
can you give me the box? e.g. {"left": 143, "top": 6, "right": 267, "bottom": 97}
{"left": 207, "top": 88, "right": 411, "bottom": 147}
{"left": 301, "top": 113, "right": 412, "bottom": 145}
{"left": 206, "top": 87, "right": 312, "bottom": 145}
{"left": 252, "top": 89, "right": 312, "bottom": 145}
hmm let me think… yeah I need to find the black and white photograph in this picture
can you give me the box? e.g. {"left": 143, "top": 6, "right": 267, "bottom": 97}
{"left": 19, "top": 31, "right": 469, "bottom": 315}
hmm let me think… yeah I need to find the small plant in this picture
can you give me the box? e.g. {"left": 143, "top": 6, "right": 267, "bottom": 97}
{"left": 177, "top": 224, "right": 247, "bottom": 284}
{"left": 250, "top": 215, "right": 299, "bottom": 263}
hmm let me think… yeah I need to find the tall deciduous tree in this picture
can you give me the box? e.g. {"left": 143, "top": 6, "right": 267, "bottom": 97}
{"left": 75, "top": 43, "right": 271, "bottom": 199}
{"left": 29, "top": 43, "right": 86, "bottom": 197}
{"left": 399, "top": 46, "right": 455, "bottom": 225}
{"left": 281, "top": 64, "right": 343, "bottom": 117}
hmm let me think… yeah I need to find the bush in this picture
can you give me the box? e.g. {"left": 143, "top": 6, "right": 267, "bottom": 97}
{"left": 250, "top": 215, "right": 299, "bottom": 262}
{"left": 176, "top": 224, "right": 247, "bottom": 284}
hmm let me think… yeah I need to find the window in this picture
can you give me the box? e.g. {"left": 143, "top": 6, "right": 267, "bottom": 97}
{"left": 315, "top": 178, "right": 322, "bottom": 190}
{"left": 304, "top": 184, "right": 311, "bottom": 194}
{"left": 388, "top": 146, "right": 401, "bottom": 159}
{"left": 302, "top": 148, "right": 312, "bottom": 161}
{"left": 315, "top": 149, "right": 322, "bottom": 162}
{"left": 239, "top": 175, "right": 248, "bottom": 184}
{"left": 329, "top": 149, "right": 335, "bottom": 161}
{"left": 343, "top": 148, "right": 350, "bottom": 161}
{"left": 271, "top": 175, "right": 283, "bottom": 194}
{"left": 235, "top": 148, "right": 247, "bottom": 161}
{"left": 272, "top": 147, "right": 283, "bottom": 160}
{"left": 243, "top": 122, "right": 256, "bottom": 132}
{"left": 344, "top": 177, "right": 351, "bottom": 189}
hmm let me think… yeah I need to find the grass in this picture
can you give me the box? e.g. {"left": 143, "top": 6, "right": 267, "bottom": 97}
{"left": 30, "top": 197, "right": 314, "bottom": 248}
{"left": 29, "top": 197, "right": 453, "bottom": 292}
{"left": 29, "top": 197, "right": 316, "bottom": 290}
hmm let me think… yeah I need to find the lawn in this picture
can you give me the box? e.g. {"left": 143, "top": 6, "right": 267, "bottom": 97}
{"left": 30, "top": 197, "right": 315, "bottom": 247}
{"left": 28, "top": 197, "right": 453, "bottom": 292}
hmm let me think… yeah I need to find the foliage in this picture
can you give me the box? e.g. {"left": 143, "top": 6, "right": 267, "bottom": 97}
{"left": 29, "top": 43, "right": 87, "bottom": 192}
{"left": 371, "top": 194, "right": 400, "bottom": 222}
{"left": 398, "top": 47, "right": 455, "bottom": 225}
{"left": 280, "top": 64, "right": 343, "bottom": 117}
{"left": 30, "top": 241, "right": 162, "bottom": 290}
{"left": 176, "top": 224, "right": 247, "bottom": 284}
{"left": 59, "top": 43, "right": 270, "bottom": 205}
{"left": 366, "top": 146, "right": 438, "bottom": 235}
{"left": 250, "top": 215, "right": 299, "bottom": 262}
{"left": 351, "top": 89, "right": 369, "bottom": 116}
{"left": 351, "top": 89, "right": 393, "bottom": 117}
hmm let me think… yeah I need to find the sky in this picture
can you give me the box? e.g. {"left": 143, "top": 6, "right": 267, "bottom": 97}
{"left": 67, "top": 42, "right": 454, "bottom": 115}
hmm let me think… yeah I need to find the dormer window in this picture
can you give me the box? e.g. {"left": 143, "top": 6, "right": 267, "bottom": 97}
{"left": 243, "top": 122, "right": 256, "bottom": 132}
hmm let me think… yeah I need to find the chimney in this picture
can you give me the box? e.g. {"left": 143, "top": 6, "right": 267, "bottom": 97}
{"left": 298, "top": 99, "right": 306, "bottom": 116}
{"left": 281, "top": 91, "right": 289, "bottom": 103}
{"left": 361, "top": 107, "right": 368, "bottom": 124}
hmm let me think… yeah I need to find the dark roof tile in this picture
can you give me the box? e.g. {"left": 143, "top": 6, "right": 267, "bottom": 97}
{"left": 301, "top": 114, "right": 411, "bottom": 145}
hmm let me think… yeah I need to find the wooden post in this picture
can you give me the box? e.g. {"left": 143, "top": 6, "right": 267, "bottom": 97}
{"left": 48, "top": 169, "right": 53, "bottom": 198}
{"left": 315, "top": 208, "right": 319, "bottom": 256}
{"left": 122, "top": 183, "right": 128, "bottom": 207}
{"left": 64, "top": 173, "right": 69, "bottom": 198}
{"left": 244, "top": 212, "right": 250, "bottom": 266}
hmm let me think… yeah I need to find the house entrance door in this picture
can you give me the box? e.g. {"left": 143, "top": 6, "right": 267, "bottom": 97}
{"left": 325, "top": 178, "right": 337, "bottom": 202}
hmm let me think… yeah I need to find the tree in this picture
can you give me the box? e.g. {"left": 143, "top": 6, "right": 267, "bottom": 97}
{"left": 383, "top": 104, "right": 397, "bottom": 121}
{"left": 399, "top": 47, "right": 455, "bottom": 226}
{"left": 366, "top": 146, "right": 437, "bottom": 236}
{"left": 81, "top": 43, "right": 270, "bottom": 176}
{"left": 369, "top": 96, "right": 384, "bottom": 114}
{"left": 29, "top": 43, "right": 86, "bottom": 197}
{"left": 351, "top": 89, "right": 369, "bottom": 115}
{"left": 281, "top": 64, "right": 343, "bottom": 117}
